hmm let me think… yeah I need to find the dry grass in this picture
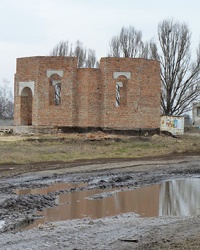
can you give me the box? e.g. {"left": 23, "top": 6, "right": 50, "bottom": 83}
{"left": 0, "top": 133, "right": 199, "bottom": 165}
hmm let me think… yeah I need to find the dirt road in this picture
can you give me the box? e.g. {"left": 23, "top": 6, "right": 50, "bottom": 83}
{"left": 1, "top": 154, "right": 200, "bottom": 249}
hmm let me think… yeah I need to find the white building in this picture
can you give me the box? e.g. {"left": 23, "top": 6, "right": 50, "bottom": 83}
{"left": 192, "top": 102, "right": 200, "bottom": 126}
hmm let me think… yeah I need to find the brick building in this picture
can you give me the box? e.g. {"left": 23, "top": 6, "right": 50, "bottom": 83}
{"left": 14, "top": 56, "right": 161, "bottom": 132}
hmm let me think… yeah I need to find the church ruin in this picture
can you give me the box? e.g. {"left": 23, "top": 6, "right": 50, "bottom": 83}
{"left": 14, "top": 56, "right": 161, "bottom": 133}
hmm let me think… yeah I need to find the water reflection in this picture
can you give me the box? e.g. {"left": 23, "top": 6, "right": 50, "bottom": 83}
{"left": 159, "top": 178, "right": 200, "bottom": 216}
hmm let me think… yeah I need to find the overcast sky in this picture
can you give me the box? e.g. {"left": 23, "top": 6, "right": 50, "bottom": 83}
{"left": 1, "top": 0, "right": 200, "bottom": 89}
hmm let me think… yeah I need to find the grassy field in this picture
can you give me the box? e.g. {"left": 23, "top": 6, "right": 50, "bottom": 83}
{"left": 0, "top": 133, "right": 199, "bottom": 165}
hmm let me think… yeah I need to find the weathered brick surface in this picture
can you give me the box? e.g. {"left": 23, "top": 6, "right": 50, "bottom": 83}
{"left": 100, "top": 58, "right": 160, "bottom": 129}
{"left": 14, "top": 56, "right": 161, "bottom": 129}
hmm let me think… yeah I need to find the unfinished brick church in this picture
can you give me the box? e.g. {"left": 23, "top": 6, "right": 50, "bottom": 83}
{"left": 14, "top": 56, "right": 161, "bottom": 132}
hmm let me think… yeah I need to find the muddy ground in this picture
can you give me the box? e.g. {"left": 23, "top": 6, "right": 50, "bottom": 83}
{"left": 0, "top": 152, "right": 200, "bottom": 250}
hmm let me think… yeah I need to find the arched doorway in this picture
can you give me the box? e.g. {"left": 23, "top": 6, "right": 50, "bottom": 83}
{"left": 20, "top": 87, "right": 33, "bottom": 125}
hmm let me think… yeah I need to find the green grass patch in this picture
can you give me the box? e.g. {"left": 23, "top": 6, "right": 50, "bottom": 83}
{"left": 0, "top": 135, "right": 199, "bottom": 164}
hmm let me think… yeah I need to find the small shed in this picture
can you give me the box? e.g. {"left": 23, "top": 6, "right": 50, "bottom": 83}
{"left": 160, "top": 116, "right": 185, "bottom": 135}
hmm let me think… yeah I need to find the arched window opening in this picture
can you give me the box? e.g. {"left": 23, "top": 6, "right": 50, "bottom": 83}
{"left": 116, "top": 82, "right": 123, "bottom": 107}
{"left": 115, "top": 75, "right": 128, "bottom": 107}
{"left": 49, "top": 74, "right": 62, "bottom": 106}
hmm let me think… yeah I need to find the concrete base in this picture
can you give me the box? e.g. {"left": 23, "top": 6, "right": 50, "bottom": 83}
{"left": 2, "top": 125, "right": 160, "bottom": 136}
{"left": 13, "top": 126, "right": 57, "bottom": 134}
{"left": 57, "top": 126, "right": 160, "bottom": 136}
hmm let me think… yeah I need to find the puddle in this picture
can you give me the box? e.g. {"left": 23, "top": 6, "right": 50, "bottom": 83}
{"left": 16, "top": 177, "right": 200, "bottom": 230}
{"left": 22, "top": 184, "right": 159, "bottom": 230}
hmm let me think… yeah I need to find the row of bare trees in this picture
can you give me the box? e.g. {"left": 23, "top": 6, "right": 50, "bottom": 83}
{"left": 50, "top": 19, "right": 200, "bottom": 116}
{"left": 50, "top": 40, "right": 99, "bottom": 68}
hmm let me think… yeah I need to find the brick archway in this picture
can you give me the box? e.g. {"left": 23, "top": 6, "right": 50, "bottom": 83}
{"left": 20, "top": 87, "right": 33, "bottom": 125}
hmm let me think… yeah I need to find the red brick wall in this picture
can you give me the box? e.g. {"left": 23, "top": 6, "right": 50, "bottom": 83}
{"left": 14, "top": 56, "right": 160, "bottom": 129}
{"left": 100, "top": 58, "right": 160, "bottom": 129}
{"left": 15, "top": 56, "right": 77, "bottom": 126}
{"left": 76, "top": 68, "right": 102, "bottom": 127}
{"left": 36, "top": 57, "right": 77, "bottom": 126}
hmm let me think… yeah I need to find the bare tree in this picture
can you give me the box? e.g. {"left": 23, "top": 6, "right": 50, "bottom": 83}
{"left": 85, "top": 49, "right": 97, "bottom": 68}
{"left": 50, "top": 40, "right": 99, "bottom": 68}
{"left": 0, "top": 79, "right": 14, "bottom": 118}
{"left": 108, "top": 26, "right": 146, "bottom": 58}
{"left": 109, "top": 36, "right": 121, "bottom": 57}
{"left": 151, "top": 19, "right": 200, "bottom": 115}
{"left": 50, "top": 40, "right": 70, "bottom": 57}
{"left": 140, "top": 41, "right": 152, "bottom": 59}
